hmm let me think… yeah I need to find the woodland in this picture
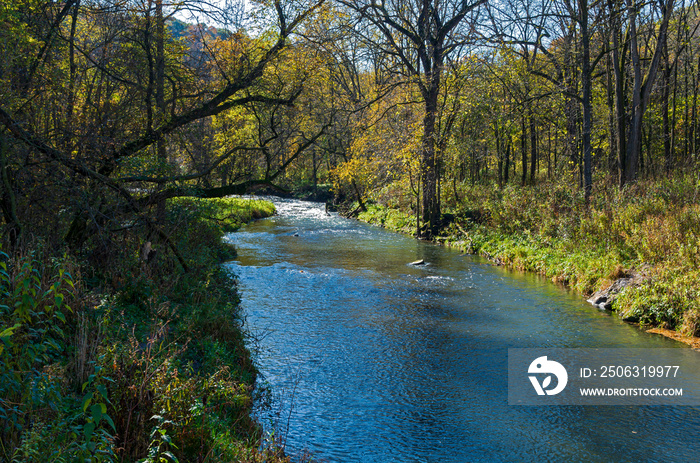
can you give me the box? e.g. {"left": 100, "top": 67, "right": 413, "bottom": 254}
{"left": 2, "top": 0, "right": 700, "bottom": 460}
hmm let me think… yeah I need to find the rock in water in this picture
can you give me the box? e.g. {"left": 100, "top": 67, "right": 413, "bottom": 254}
{"left": 410, "top": 259, "right": 425, "bottom": 266}
{"left": 587, "top": 267, "right": 649, "bottom": 312}
{"left": 588, "top": 295, "right": 612, "bottom": 311}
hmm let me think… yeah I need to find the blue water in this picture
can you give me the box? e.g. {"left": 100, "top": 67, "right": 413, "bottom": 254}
{"left": 225, "top": 198, "right": 700, "bottom": 462}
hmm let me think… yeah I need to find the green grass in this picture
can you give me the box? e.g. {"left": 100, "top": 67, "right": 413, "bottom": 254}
{"left": 358, "top": 176, "right": 700, "bottom": 337}
{"left": 164, "top": 196, "right": 275, "bottom": 268}
{"left": 0, "top": 197, "right": 288, "bottom": 462}
{"left": 169, "top": 196, "right": 276, "bottom": 232}
{"left": 358, "top": 204, "right": 417, "bottom": 235}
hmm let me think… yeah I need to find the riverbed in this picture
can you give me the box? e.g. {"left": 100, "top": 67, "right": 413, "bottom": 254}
{"left": 225, "top": 198, "right": 700, "bottom": 462}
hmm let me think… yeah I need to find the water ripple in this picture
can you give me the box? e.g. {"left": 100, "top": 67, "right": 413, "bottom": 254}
{"left": 226, "top": 197, "right": 700, "bottom": 463}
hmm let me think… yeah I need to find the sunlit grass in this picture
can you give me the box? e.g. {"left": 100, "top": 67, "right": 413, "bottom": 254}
{"left": 360, "top": 175, "right": 700, "bottom": 336}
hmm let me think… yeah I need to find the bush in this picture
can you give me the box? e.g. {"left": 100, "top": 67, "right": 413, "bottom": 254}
{"left": 0, "top": 249, "right": 116, "bottom": 462}
{"left": 167, "top": 197, "right": 276, "bottom": 269}
{"left": 0, "top": 197, "right": 286, "bottom": 462}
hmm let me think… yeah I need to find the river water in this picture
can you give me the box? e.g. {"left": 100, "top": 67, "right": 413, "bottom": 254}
{"left": 224, "top": 198, "right": 700, "bottom": 462}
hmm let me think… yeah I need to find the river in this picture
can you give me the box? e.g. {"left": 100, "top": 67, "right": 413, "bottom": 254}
{"left": 224, "top": 198, "right": 700, "bottom": 462}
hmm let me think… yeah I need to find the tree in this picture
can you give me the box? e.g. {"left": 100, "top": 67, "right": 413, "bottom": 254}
{"left": 614, "top": 0, "right": 676, "bottom": 185}
{"left": 340, "top": 0, "right": 486, "bottom": 237}
{"left": 0, "top": 0, "right": 325, "bottom": 252}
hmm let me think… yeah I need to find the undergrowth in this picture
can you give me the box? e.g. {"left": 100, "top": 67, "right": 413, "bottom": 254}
{"left": 0, "top": 197, "right": 290, "bottom": 462}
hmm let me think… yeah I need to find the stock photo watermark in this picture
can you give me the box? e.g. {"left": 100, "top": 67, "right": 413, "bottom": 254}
{"left": 508, "top": 349, "right": 700, "bottom": 405}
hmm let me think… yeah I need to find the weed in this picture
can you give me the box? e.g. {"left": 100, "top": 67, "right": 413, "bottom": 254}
{"left": 359, "top": 175, "right": 700, "bottom": 336}
{"left": 0, "top": 197, "right": 293, "bottom": 461}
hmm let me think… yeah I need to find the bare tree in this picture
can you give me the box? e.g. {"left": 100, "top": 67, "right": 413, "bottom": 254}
{"left": 615, "top": 0, "right": 676, "bottom": 185}
{"left": 339, "top": 0, "right": 486, "bottom": 237}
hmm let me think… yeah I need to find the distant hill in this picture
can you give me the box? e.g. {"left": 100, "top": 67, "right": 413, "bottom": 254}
{"left": 167, "top": 18, "right": 231, "bottom": 41}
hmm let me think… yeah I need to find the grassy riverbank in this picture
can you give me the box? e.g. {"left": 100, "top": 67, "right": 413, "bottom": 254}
{"left": 357, "top": 177, "right": 700, "bottom": 339}
{"left": 1, "top": 197, "right": 284, "bottom": 462}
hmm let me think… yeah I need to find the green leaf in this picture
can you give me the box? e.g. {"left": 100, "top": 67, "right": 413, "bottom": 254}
{"left": 0, "top": 323, "right": 21, "bottom": 340}
{"left": 91, "top": 403, "right": 103, "bottom": 424}
{"left": 97, "top": 384, "right": 108, "bottom": 400}
{"left": 83, "top": 421, "right": 95, "bottom": 440}
{"left": 82, "top": 392, "right": 93, "bottom": 412}
{"left": 103, "top": 414, "right": 116, "bottom": 432}
{"left": 47, "top": 338, "right": 61, "bottom": 351}
{"left": 162, "top": 451, "right": 179, "bottom": 462}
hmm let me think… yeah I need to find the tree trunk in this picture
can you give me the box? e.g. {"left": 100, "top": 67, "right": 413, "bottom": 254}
{"left": 671, "top": 43, "right": 679, "bottom": 170}
{"left": 65, "top": 0, "right": 80, "bottom": 151}
{"left": 504, "top": 140, "right": 511, "bottom": 185}
{"left": 0, "top": 135, "right": 22, "bottom": 247}
{"left": 663, "top": 43, "right": 672, "bottom": 173}
{"left": 623, "top": 0, "right": 675, "bottom": 184}
{"left": 421, "top": 82, "right": 441, "bottom": 237}
{"left": 521, "top": 116, "right": 527, "bottom": 185}
{"left": 495, "top": 123, "right": 503, "bottom": 188}
{"left": 415, "top": 22, "right": 451, "bottom": 237}
{"left": 529, "top": 112, "right": 537, "bottom": 184}
{"left": 624, "top": 0, "right": 644, "bottom": 184}
{"left": 155, "top": 0, "right": 167, "bottom": 224}
{"left": 605, "top": 35, "right": 618, "bottom": 176}
{"left": 609, "top": 0, "right": 628, "bottom": 186}
{"left": 580, "top": 0, "right": 593, "bottom": 204}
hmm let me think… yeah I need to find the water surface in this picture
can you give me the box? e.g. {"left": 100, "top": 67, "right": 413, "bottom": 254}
{"left": 225, "top": 198, "right": 700, "bottom": 462}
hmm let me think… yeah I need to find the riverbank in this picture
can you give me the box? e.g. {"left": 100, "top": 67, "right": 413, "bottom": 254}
{"left": 355, "top": 177, "right": 700, "bottom": 342}
{"left": 0, "top": 197, "right": 286, "bottom": 461}
{"left": 228, "top": 196, "right": 700, "bottom": 461}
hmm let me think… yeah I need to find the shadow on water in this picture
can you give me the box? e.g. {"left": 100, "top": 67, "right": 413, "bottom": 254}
{"left": 225, "top": 197, "right": 700, "bottom": 463}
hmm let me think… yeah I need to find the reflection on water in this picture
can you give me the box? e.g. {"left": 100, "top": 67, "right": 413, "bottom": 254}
{"left": 225, "top": 197, "right": 700, "bottom": 463}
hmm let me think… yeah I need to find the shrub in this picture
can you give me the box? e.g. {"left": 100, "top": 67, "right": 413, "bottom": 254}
{"left": 1, "top": 196, "right": 281, "bottom": 461}
{"left": 0, "top": 249, "right": 115, "bottom": 462}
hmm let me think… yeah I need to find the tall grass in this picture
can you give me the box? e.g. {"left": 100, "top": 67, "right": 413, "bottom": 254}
{"left": 0, "top": 197, "right": 293, "bottom": 462}
{"left": 364, "top": 175, "right": 700, "bottom": 336}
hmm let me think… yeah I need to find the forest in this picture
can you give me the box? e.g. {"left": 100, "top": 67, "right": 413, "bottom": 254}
{"left": 2, "top": 0, "right": 700, "bottom": 460}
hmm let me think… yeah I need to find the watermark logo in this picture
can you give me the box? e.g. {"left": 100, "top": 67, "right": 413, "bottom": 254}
{"left": 528, "top": 356, "right": 568, "bottom": 396}
{"left": 510, "top": 349, "right": 697, "bottom": 405}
